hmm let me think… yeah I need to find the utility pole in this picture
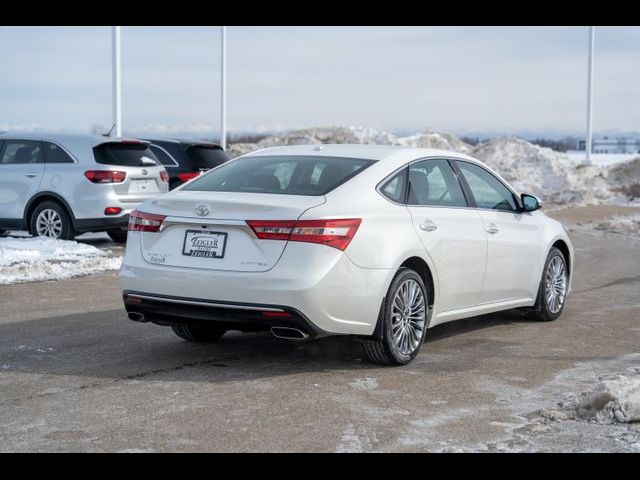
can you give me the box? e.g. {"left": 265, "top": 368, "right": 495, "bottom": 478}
{"left": 220, "top": 26, "right": 227, "bottom": 150}
{"left": 586, "top": 26, "right": 595, "bottom": 164}
{"left": 112, "top": 26, "right": 122, "bottom": 137}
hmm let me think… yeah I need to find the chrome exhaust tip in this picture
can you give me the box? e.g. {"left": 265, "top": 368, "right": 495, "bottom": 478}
{"left": 128, "top": 312, "right": 146, "bottom": 322}
{"left": 270, "top": 326, "right": 308, "bottom": 341}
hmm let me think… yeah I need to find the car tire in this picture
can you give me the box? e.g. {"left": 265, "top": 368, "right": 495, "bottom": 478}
{"left": 30, "top": 201, "right": 75, "bottom": 240}
{"left": 362, "top": 267, "right": 429, "bottom": 366}
{"left": 107, "top": 228, "right": 128, "bottom": 244}
{"left": 529, "top": 247, "right": 568, "bottom": 322}
{"left": 171, "top": 323, "right": 227, "bottom": 342}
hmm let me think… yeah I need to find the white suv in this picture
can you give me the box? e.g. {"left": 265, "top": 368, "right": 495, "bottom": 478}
{"left": 0, "top": 133, "right": 169, "bottom": 242}
{"left": 121, "top": 145, "right": 573, "bottom": 365}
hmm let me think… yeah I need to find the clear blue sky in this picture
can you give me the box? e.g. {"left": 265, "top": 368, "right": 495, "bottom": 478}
{"left": 0, "top": 26, "right": 638, "bottom": 137}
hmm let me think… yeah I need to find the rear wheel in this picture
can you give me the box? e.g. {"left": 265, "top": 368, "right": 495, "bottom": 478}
{"left": 529, "top": 247, "right": 568, "bottom": 322}
{"left": 363, "top": 268, "right": 428, "bottom": 366}
{"left": 171, "top": 323, "right": 227, "bottom": 342}
{"left": 107, "top": 228, "right": 128, "bottom": 244}
{"left": 30, "top": 201, "right": 74, "bottom": 240}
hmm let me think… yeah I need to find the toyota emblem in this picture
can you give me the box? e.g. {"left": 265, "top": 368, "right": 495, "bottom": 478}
{"left": 194, "top": 203, "right": 210, "bottom": 217}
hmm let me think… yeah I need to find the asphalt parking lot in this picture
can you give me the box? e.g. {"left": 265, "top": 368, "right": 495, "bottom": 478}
{"left": 1, "top": 212, "right": 639, "bottom": 452}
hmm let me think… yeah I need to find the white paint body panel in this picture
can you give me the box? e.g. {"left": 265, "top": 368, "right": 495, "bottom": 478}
{"left": 120, "top": 144, "right": 574, "bottom": 336}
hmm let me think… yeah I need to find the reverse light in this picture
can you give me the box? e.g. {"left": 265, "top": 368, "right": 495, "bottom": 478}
{"left": 128, "top": 210, "right": 167, "bottom": 233}
{"left": 84, "top": 170, "right": 126, "bottom": 183}
{"left": 178, "top": 172, "right": 201, "bottom": 183}
{"left": 160, "top": 170, "right": 169, "bottom": 182}
{"left": 246, "top": 218, "right": 362, "bottom": 251}
{"left": 104, "top": 207, "right": 122, "bottom": 216}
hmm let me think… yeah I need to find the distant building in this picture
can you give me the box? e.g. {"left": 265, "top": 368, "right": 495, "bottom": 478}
{"left": 577, "top": 136, "right": 640, "bottom": 154}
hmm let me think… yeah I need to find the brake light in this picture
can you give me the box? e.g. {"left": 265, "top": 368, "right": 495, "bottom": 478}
{"left": 178, "top": 172, "right": 200, "bottom": 183}
{"left": 160, "top": 170, "right": 169, "bottom": 182}
{"left": 84, "top": 170, "right": 126, "bottom": 183}
{"left": 246, "top": 219, "right": 361, "bottom": 251}
{"left": 128, "top": 210, "right": 167, "bottom": 233}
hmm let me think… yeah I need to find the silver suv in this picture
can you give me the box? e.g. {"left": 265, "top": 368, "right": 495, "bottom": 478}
{"left": 0, "top": 133, "right": 169, "bottom": 243}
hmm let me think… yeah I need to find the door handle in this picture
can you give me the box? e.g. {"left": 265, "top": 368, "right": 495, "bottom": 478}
{"left": 486, "top": 223, "right": 499, "bottom": 235}
{"left": 419, "top": 220, "right": 438, "bottom": 232}
{"left": 25, "top": 173, "right": 39, "bottom": 178}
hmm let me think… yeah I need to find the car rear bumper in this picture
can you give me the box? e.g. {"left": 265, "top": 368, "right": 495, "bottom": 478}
{"left": 120, "top": 233, "right": 394, "bottom": 336}
{"left": 123, "top": 291, "right": 330, "bottom": 338}
{"left": 74, "top": 215, "right": 130, "bottom": 233}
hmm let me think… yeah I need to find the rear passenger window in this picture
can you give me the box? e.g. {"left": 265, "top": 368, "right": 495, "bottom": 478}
{"left": 380, "top": 169, "right": 407, "bottom": 203}
{"left": 408, "top": 159, "right": 467, "bottom": 207}
{"left": 0, "top": 140, "right": 43, "bottom": 164}
{"left": 43, "top": 142, "right": 74, "bottom": 163}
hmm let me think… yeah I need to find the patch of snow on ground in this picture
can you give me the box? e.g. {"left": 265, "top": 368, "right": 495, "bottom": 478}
{"left": 589, "top": 214, "right": 640, "bottom": 238}
{"left": 0, "top": 237, "right": 122, "bottom": 285}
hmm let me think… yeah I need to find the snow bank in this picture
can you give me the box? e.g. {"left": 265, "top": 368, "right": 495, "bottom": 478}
{"left": 590, "top": 213, "right": 640, "bottom": 237}
{"left": 0, "top": 237, "right": 122, "bottom": 285}
{"left": 227, "top": 127, "right": 640, "bottom": 206}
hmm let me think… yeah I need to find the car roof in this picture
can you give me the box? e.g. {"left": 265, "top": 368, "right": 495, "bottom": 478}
{"left": 142, "top": 138, "right": 222, "bottom": 148}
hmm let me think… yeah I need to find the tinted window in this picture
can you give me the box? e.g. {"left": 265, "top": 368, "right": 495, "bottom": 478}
{"left": 408, "top": 159, "right": 466, "bottom": 207}
{"left": 456, "top": 161, "right": 518, "bottom": 211}
{"left": 93, "top": 142, "right": 159, "bottom": 167}
{"left": 185, "top": 146, "right": 229, "bottom": 170}
{"left": 150, "top": 145, "right": 177, "bottom": 166}
{"left": 380, "top": 168, "right": 407, "bottom": 203}
{"left": 183, "top": 155, "right": 374, "bottom": 196}
{"left": 43, "top": 142, "right": 74, "bottom": 163}
{"left": 0, "top": 140, "right": 42, "bottom": 165}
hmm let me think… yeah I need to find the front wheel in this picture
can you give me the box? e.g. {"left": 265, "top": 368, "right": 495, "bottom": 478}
{"left": 107, "top": 228, "right": 128, "bottom": 244}
{"left": 362, "top": 268, "right": 429, "bottom": 366}
{"left": 529, "top": 247, "right": 568, "bottom": 322}
{"left": 171, "top": 323, "right": 227, "bottom": 342}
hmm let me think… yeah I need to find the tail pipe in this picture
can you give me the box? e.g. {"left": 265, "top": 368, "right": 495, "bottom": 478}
{"left": 270, "top": 326, "right": 309, "bottom": 341}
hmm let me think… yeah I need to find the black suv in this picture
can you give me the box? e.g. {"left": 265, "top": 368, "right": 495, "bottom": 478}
{"left": 143, "top": 139, "right": 230, "bottom": 190}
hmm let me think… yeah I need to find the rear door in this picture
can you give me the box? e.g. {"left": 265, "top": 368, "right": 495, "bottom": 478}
{"left": 0, "top": 140, "right": 44, "bottom": 219}
{"left": 92, "top": 141, "right": 169, "bottom": 202}
{"left": 405, "top": 159, "right": 487, "bottom": 312}
{"left": 454, "top": 160, "right": 543, "bottom": 303}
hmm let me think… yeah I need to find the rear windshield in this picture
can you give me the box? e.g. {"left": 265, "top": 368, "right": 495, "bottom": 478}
{"left": 185, "top": 145, "right": 229, "bottom": 170}
{"left": 182, "top": 155, "right": 375, "bottom": 196}
{"left": 93, "top": 142, "right": 159, "bottom": 167}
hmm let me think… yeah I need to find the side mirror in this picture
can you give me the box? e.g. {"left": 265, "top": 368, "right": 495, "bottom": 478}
{"left": 521, "top": 193, "right": 543, "bottom": 212}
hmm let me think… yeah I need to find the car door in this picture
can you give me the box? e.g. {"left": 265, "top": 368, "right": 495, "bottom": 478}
{"left": 0, "top": 139, "right": 45, "bottom": 220}
{"left": 454, "top": 160, "right": 544, "bottom": 304}
{"left": 405, "top": 159, "right": 487, "bottom": 313}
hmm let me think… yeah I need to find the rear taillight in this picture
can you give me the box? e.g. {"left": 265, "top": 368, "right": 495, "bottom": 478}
{"left": 246, "top": 218, "right": 361, "bottom": 251}
{"left": 128, "top": 210, "right": 166, "bottom": 233}
{"left": 160, "top": 170, "right": 169, "bottom": 182}
{"left": 178, "top": 172, "right": 200, "bottom": 183}
{"left": 84, "top": 170, "right": 126, "bottom": 183}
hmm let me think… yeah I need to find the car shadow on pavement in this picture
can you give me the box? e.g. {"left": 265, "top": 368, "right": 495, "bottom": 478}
{"left": 0, "top": 307, "right": 534, "bottom": 383}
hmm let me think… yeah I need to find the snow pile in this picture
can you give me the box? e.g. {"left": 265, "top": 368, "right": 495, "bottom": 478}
{"left": 608, "top": 158, "right": 640, "bottom": 201}
{"left": 575, "top": 373, "right": 640, "bottom": 423}
{"left": 398, "top": 131, "right": 473, "bottom": 154}
{"left": 590, "top": 213, "right": 640, "bottom": 237}
{"left": 0, "top": 237, "right": 122, "bottom": 285}
{"left": 227, "top": 126, "right": 474, "bottom": 158}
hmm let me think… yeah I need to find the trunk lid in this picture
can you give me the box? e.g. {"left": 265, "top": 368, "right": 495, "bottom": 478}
{"left": 140, "top": 191, "right": 325, "bottom": 272}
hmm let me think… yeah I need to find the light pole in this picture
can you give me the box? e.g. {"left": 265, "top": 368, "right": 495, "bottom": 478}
{"left": 220, "top": 26, "right": 227, "bottom": 150}
{"left": 112, "top": 26, "right": 122, "bottom": 137}
{"left": 585, "top": 26, "right": 595, "bottom": 163}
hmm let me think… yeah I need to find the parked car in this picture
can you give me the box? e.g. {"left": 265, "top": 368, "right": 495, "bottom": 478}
{"left": 142, "top": 139, "right": 229, "bottom": 190}
{"left": 0, "top": 133, "right": 169, "bottom": 243}
{"left": 121, "top": 145, "right": 573, "bottom": 365}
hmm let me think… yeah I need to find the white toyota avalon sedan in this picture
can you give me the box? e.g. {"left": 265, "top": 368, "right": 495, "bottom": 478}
{"left": 120, "top": 145, "right": 573, "bottom": 365}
